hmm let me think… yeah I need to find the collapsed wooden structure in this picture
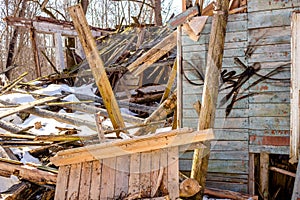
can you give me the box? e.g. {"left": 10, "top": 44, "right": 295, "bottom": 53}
{"left": 1, "top": 0, "right": 300, "bottom": 199}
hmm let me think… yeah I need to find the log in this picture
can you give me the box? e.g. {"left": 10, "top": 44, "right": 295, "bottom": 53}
{"left": 0, "top": 158, "right": 57, "bottom": 184}
{"left": 68, "top": 4, "right": 126, "bottom": 137}
{"left": 190, "top": 1, "right": 229, "bottom": 199}
{"left": 179, "top": 178, "right": 201, "bottom": 197}
{"left": 133, "top": 91, "right": 177, "bottom": 136}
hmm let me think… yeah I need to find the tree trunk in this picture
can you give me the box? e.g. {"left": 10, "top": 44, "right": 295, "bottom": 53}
{"left": 153, "top": 0, "right": 162, "bottom": 26}
{"left": 5, "top": 0, "right": 27, "bottom": 79}
{"left": 80, "top": 0, "right": 89, "bottom": 15}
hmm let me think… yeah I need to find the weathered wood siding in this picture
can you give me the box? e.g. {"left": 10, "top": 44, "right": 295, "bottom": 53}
{"left": 247, "top": 0, "right": 296, "bottom": 153}
{"left": 180, "top": 0, "right": 300, "bottom": 193}
{"left": 180, "top": 13, "right": 249, "bottom": 193}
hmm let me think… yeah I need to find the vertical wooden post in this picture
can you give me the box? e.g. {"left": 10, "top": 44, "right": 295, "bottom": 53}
{"left": 249, "top": 153, "right": 256, "bottom": 195}
{"left": 68, "top": 4, "right": 126, "bottom": 137}
{"left": 259, "top": 152, "right": 269, "bottom": 200}
{"left": 292, "top": 159, "right": 300, "bottom": 200}
{"left": 29, "top": 28, "right": 41, "bottom": 78}
{"left": 177, "top": 26, "right": 183, "bottom": 129}
{"left": 190, "top": 0, "right": 229, "bottom": 199}
{"left": 54, "top": 32, "right": 65, "bottom": 71}
{"left": 291, "top": 11, "right": 300, "bottom": 164}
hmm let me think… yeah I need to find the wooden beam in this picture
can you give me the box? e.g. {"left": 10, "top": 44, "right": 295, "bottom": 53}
{"left": 133, "top": 90, "right": 177, "bottom": 136}
{"left": 68, "top": 4, "right": 126, "bottom": 137}
{"left": 292, "top": 160, "right": 300, "bottom": 200}
{"left": 29, "top": 28, "right": 41, "bottom": 77}
{"left": 260, "top": 152, "right": 269, "bottom": 200}
{"left": 0, "top": 158, "right": 57, "bottom": 184}
{"left": 269, "top": 166, "right": 296, "bottom": 178}
{"left": 50, "top": 128, "right": 214, "bottom": 166}
{"left": 127, "top": 31, "right": 177, "bottom": 76}
{"left": 190, "top": 0, "right": 229, "bottom": 199}
{"left": 291, "top": 11, "right": 300, "bottom": 164}
{"left": 160, "top": 60, "right": 177, "bottom": 104}
{"left": 167, "top": 6, "right": 200, "bottom": 29}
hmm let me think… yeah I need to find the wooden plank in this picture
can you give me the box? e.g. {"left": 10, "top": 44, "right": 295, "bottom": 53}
{"left": 181, "top": 160, "right": 248, "bottom": 174}
{"left": 249, "top": 129, "right": 290, "bottom": 137}
{"left": 249, "top": 135, "right": 290, "bottom": 146}
{"left": 292, "top": 160, "right": 300, "bottom": 200}
{"left": 115, "top": 155, "right": 130, "bottom": 198}
{"left": 206, "top": 181, "right": 248, "bottom": 193}
{"left": 208, "top": 160, "right": 248, "bottom": 174}
{"left": 249, "top": 92, "right": 290, "bottom": 103}
{"left": 167, "top": 6, "right": 200, "bottom": 29}
{"left": 260, "top": 152, "right": 269, "bottom": 200}
{"left": 248, "top": 153, "right": 255, "bottom": 195}
{"left": 180, "top": 150, "right": 249, "bottom": 160}
{"left": 100, "top": 157, "right": 116, "bottom": 199}
{"left": 249, "top": 81, "right": 290, "bottom": 92}
{"left": 68, "top": 5, "right": 126, "bottom": 137}
{"left": 248, "top": 9, "right": 293, "bottom": 29}
{"left": 248, "top": 26, "right": 291, "bottom": 46}
{"left": 89, "top": 160, "right": 102, "bottom": 200}
{"left": 78, "top": 161, "right": 92, "bottom": 200}
{"left": 51, "top": 128, "right": 214, "bottom": 166}
{"left": 248, "top": 0, "right": 300, "bottom": 12}
{"left": 55, "top": 165, "right": 70, "bottom": 200}
{"left": 150, "top": 150, "right": 161, "bottom": 197}
{"left": 0, "top": 96, "right": 59, "bottom": 119}
{"left": 127, "top": 31, "right": 176, "bottom": 73}
{"left": 248, "top": 51, "right": 290, "bottom": 63}
{"left": 167, "top": 146, "right": 179, "bottom": 199}
{"left": 128, "top": 153, "right": 141, "bottom": 195}
{"left": 291, "top": 11, "right": 300, "bottom": 164}
{"left": 210, "top": 140, "right": 248, "bottom": 151}
{"left": 160, "top": 148, "right": 168, "bottom": 195}
{"left": 249, "top": 103, "right": 290, "bottom": 117}
{"left": 206, "top": 173, "right": 248, "bottom": 183}
{"left": 66, "top": 163, "right": 82, "bottom": 200}
{"left": 249, "top": 116, "right": 290, "bottom": 130}
{"left": 249, "top": 145, "right": 289, "bottom": 154}
{"left": 140, "top": 151, "right": 152, "bottom": 197}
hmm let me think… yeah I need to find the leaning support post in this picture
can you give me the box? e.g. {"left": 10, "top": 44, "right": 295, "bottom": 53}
{"left": 68, "top": 4, "right": 126, "bottom": 137}
{"left": 190, "top": 0, "right": 229, "bottom": 199}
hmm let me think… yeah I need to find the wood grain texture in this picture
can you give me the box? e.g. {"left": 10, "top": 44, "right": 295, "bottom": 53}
{"left": 78, "top": 161, "right": 92, "bottom": 200}
{"left": 89, "top": 160, "right": 102, "bottom": 200}
{"left": 66, "top": 163, "right": 82, "bottom": 200}
{"left": 54, "top": 165, "right": 70, "bottom": 200}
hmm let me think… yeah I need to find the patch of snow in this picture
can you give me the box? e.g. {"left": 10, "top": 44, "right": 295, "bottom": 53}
{"left": 62, "top": 94, "right": 80, "bottom": 102}
{"left": 0, "top": 93, "right": 35, "bottom": 104}
{"left": 20, "top": 151, "right": 41, "bottom": 165}
{"left": 32, "top": 84, "right": 72, "bottom": 96}
{"left": 70, "top": 83, "right": 97, "bottom": 97}
{"left": 0, "top": 176, "right": 20, "bottom": 193}
{"left": 120, "top": 108, "right": 138, "bottom": 116}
